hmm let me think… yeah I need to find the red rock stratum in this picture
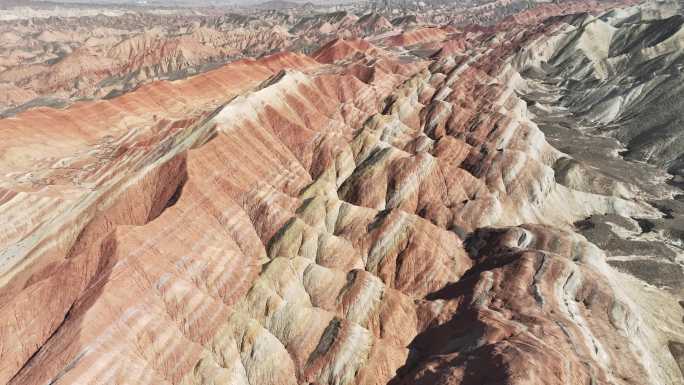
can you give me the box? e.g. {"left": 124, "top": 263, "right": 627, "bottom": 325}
{"left": 1, "top": 1, "right": 684, "bottom": 385}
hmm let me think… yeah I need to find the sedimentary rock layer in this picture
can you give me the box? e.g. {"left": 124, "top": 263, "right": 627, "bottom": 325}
{"left": 1, "top": 2, "right": 683, "bottom": 385}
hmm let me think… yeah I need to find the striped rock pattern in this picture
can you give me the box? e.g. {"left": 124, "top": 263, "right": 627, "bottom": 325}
{"left": 1, "top": 2, "right": 683, "bottom": 385}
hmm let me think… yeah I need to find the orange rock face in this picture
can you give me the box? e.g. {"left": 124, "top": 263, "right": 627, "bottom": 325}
{"left": 1, "top": 1, "right": 684, "bottom": 385}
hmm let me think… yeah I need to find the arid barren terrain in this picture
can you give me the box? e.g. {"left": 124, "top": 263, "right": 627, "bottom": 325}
{"left": 1, "top": 0, "right": 684, "bottom": 384}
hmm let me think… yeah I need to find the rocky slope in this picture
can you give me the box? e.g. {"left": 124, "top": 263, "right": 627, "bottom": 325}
{"left": 0, "top": 11, "right": 294, "bottom": 114}
{"left": 1, "top": 1, "right": 684, "bottom": 385}
{"left": 2, "top": 0, "right": 647, "bottom": 115}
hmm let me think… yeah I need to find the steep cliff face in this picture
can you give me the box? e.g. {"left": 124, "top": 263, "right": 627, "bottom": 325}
{"left": 1, "top": 2, "right": 684, "bottom": 385}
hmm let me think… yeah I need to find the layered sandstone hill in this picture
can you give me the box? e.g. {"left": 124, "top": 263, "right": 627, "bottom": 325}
{"left": 2, "top": 1, "right": 684, "bottom": 385}
{"left": 2, "top": 0, "right": 645, "bottom": 116}
{"left": 0, "top": 12, "right": 293, "bottom": 114}
{"left": 0, "top": 7, "right": 397, "bottom": 113}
